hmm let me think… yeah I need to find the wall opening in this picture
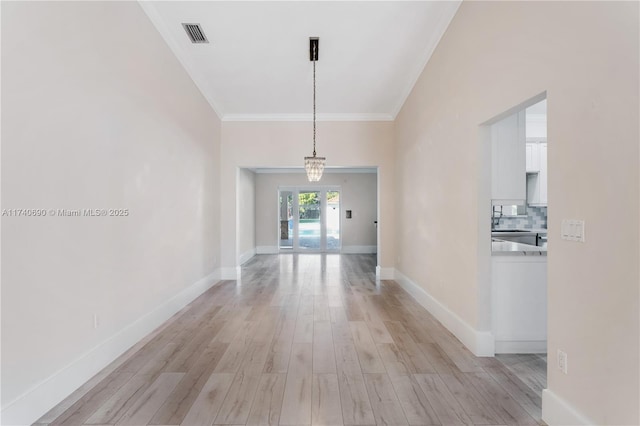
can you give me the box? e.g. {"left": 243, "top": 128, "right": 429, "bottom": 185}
{"left": 477, "top": 92, "right": 548, "bottom": 359}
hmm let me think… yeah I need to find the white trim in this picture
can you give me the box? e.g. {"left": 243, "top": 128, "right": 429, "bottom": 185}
{"left": 542, "top": 389, "right": 594, "bottom": 425}
{"left": 375, "top": 266, "right": 395, "bottom": 280}
{"left": 222, "top": 113, "right": 393, "bottom": 122}
{"left": 220, "top": 266, "right": 241, "bottom": 280}
{"left": 239, "top": 248, "right": 256, "bottom": 265}
{"left": 0, "top": 270, "right": 221, "bottom": 426}
{"left": 390, "top": 1, "right": 461, "bottom": 118}
{"left": 253, "top": 167, "right": 377, "bottom": 174}
{"left": 342, "top": 245, "right": 377, "bottom": 254}
{"left": 256, "top": 246, "right": 279, "bottom": 254}
{"left": 393, "top": 269, "right": 495, "bottom": 357}
{"left": 495, "top": 340, "right": 547, "bottom": 354}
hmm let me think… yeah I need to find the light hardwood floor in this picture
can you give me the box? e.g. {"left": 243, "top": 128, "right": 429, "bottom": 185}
{"left": 36, "top": 254, "right": 547, "bottom": 426}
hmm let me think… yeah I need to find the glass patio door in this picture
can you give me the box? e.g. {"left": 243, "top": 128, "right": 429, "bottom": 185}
{"left": 326, "top": 190, "right": 340, "bottom": 250}
{"left": 279, "top": 191, "right": 293, "bottom": 249}
{"left": 278, "top": 187, "right": 340, "bottom": 252}
{"left": 298, "top": 190, "right": 322, "bottom": 249}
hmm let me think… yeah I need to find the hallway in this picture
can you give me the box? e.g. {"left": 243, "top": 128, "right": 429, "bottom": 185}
{"left": 38, "top": 254, "right": 546, "bottom": 425}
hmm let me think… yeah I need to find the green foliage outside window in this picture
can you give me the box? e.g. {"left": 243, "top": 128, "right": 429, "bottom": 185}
{"left": 299, "top": 192, "right": 320, "bottom": 219}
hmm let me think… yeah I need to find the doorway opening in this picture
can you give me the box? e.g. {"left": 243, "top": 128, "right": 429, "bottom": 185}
{"left": 478, "top": 93, "right": 549, "bottom": 407}
{"left": 279, "top": 187, "right": 341, "bottom": 252}
{"left": 478, "top": 92, "right": 548, "bottom": 364}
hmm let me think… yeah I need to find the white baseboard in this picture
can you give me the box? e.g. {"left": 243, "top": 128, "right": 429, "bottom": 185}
{"left": 542, "top": 389, "right": 593, "bottom": 425}
{"left": 256, "top": 245, "right": 279, "bottom": 254}
{"left": 376, "top": 266, "right": 395, "bottom": 280}
{"left": 393, "top": 269, "right": 495, "bottom": 357}
{"left": 220, "top": 266, "right": 241, "bottom": 280}
{"left": 239, "top": 248, "right": 256, "bottom": 265}
{"left": 495, "top": 340, "right": 547, "bottom": 354}
{"left": 0, "top": 270, "right": 222, "bottom": 426}
{"left": 342, "top": 245, "right": 377, "bottom": 254}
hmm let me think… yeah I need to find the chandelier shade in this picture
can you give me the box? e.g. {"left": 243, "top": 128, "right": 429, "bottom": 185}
{"left": 304, "top": 155, "right": 326, "bottom": 182}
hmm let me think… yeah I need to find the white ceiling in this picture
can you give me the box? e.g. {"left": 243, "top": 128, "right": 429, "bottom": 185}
{"left": 140, "top": 1, "right": 461, "bottom": 121}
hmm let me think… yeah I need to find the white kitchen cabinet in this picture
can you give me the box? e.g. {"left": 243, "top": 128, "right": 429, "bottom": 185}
{"left": 527, "top": 142, "right": 547, "bottom": 206}
{"left": 492, "top": 255, "right": 547, "bottom": 353}
{"left": 492, "top": 111, "right": 526, "bottom": 204}
{"left": 539, "top": 143, "right": 547, "bottom": 203}
{"left": 526, "top": 142, "right": 540, "bottom": 173}
{"left": 526, "top": 100, "right": 547, "bottom": 139}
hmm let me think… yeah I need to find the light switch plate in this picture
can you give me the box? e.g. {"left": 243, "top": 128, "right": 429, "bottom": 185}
{"left": 561, "top": 219, "right": 585, "bottom": 242}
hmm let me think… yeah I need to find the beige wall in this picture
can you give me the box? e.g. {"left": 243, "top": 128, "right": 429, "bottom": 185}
{"left": 238, "top": 168, "right": 256, "bottom": 261}
{"left": 221, "top": 121, "right": 394, "bottom": 271}
{"left": 395, "top": 1, "right": 638, "bottom": 424}
{"left": 4, "top": 1, "right": 638, "bottom": 424}
{"left": 255, "top": 173, "right": 377, "bottom": 250}
{"left": 1, "top": 1, "right": 221, "bottom": 420}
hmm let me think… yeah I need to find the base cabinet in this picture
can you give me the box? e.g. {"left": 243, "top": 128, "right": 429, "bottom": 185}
{"left": 492, "top": 256, "right": 547, "bottom": 353}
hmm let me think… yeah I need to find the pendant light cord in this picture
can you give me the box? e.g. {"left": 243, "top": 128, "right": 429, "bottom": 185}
{"left": 312, "top": 43, "right": 317, "bottom": 157}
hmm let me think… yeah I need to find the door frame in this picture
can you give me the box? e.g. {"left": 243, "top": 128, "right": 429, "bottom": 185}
{"left": 478, "top": 91, "right": 548, "bottom": 356}
{"left": 278, "top": 185, "right": 341, "bottom": 253}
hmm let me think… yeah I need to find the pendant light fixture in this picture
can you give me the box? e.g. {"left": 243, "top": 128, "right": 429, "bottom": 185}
{"left": 304, "top": 37, "right": 325, "bottom": 182}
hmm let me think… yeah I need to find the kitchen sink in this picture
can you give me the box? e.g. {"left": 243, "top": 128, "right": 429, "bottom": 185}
{"left": 492, "top": 229, "right": 529, "bottom": 232}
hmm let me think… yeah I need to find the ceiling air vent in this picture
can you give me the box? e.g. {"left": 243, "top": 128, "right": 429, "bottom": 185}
{"left": 182, "top": 23, "right": 209, "bottom": 44}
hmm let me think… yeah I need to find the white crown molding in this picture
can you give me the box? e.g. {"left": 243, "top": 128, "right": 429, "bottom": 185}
{"left": 222, "top": 113, "right": 394, "bottom": 122}
{"left": 390, "top": 1, "right": 462, "bottom": 119}
{"left": 138, "top": 1, "right": 224, "bottom": 120}
{"left": 252, "top": 167, "right": 377, "bottom": 174}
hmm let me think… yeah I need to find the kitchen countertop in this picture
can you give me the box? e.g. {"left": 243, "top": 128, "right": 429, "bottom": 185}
{"left": 528, "top": 228, "right": 548, "bottom": 234}
{"left": 492, "top": 238, "right": 547, "bottom": 256}
{"left": 492, "top": 228, "right": 547, "bottom": 234}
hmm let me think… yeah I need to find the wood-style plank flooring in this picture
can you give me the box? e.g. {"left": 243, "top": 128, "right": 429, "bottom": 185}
{"left": 36, "top": 254, "right": 547, "bottom": 426}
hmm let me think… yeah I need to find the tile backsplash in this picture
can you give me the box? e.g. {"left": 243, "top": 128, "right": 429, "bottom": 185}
{"left": 494, "top": 205, "right": 547, "bottom": 230}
